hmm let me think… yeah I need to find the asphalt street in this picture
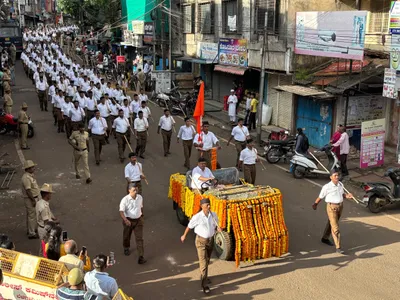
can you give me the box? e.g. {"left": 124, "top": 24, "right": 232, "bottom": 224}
{"left": 0, "top": 62, "right": 400, "bottom": 300}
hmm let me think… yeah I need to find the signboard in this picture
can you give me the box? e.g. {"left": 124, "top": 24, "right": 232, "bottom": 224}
{"left": 1, "top": 274, "right": 57, "bottom": 300}
{"left": 390, "top": 34, "right": 400, "bottom": 70}
{"left": 144, "top": 22, "right": 154, "bottom": 43}
{"left": 383, "top": 68, "right": 398, "bottom": 99}
{"left": 360, "top": 118, "right": 385, "bottom": 168}
{"left": 121, "top": 30, "right": 133, "bottom": 46}
{"left": 116, "top": 56, "right": 125, "bottom": 63}
{"left": 218, "top": 38, "right": 248, "bottom": 67}
{"left": 295, "top": 11, "right": 367, "bottom": 60}
{"left": 390, "top": 1, "right": 400, "bottom": 34}
{"left": 132, "top": 21, "right": 144, "bottom": 35}
{"left": 342, "top": 96, "right": 385, "bottom": 127}
{"left": 197, "top": 42, "right": 218, "bottom": 61}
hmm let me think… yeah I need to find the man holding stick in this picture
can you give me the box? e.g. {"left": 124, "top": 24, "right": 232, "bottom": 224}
{"left": 124, "top": 152, "right": 146, "bottom": 195}
{"left": 112, "top": 109, "right": 131, "bottom": 163}
{"left": 157, "top": 109, "right": 176, "bottom": 157}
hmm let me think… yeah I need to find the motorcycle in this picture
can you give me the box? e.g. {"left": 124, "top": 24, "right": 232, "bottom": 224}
{"left": 264, "top": 137, "right": 296, "bottom": 164}
{"left": 361, "top": 168, "right": 400, "bottom": 213}
{"left": 0, "top": 110, "right": 34, "bottom": 138}
{"left": 290, "top": 145, "right": 340, "bottom": 179}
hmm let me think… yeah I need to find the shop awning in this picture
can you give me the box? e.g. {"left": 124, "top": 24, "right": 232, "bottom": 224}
{"left": 274, "top": 85, "right": 334, "bottom": 99}
{"left": 191, "top": 58, "right": 216, "bottom": 64}
{"left": 214, "top": 65, "right": 247, "bottom": 75}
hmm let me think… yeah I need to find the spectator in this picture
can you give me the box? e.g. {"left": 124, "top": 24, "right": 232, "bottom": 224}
{"left": 0, "top": 235, "right": 15, "bottom": 250}
{"left": 41, "top": 221, "right": 56, "bottom": 258}
{"left": 56, "top": 268, "right": 86, "bottom": 300}
{"left": 45, "top": 226, "right": 66, "bottom": 260}
{"left": 84, "top": 254, "right": 118, "bottom": 299}
{"left": 295, "top": 128, "right": 309, "bottom": 155}
{"left": 59, "top": 240, "right": 91, "bottom": 272}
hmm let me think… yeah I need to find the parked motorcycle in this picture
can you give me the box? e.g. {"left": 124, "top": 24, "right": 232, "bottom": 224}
{"left": 0, "top": 110, "right": 34, "bottom": 138}
{"left": 361, "top": 168, "right": 400, "bottom": 213}
{"left": 290, "top": 145, "right": 340, "bottom": 179}
{"left": 264, "top": 137, "right": 296, "bottom": 164}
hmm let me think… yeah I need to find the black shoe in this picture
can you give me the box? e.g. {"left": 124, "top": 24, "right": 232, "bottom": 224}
{"left": 120, "top": 158, "right": 124, "bottom": 163}
{"left": 202, "top": 286, "right": 210, "bottom": 294}
{"left": 106, "top": 139, "right": 110, "bottom": 144}
{"left": 22, "top": 147, "right": 30, "bottom": 150}
{"left": 96, "top": 161, "right": 100, "bottom": 165}
{"left": 57, "top": 128, "right": 60, "bottom": 133}
{"left": 167, "top": 151, "right": 171, "bottom": 154}
{"left": 61, "top": 129, "right": 65, "bottom": 133}
{"left": 336, "top": 248, "right": 345, "bottom": 254}
{"left": 138, "top": 256, "right": 147, "bottom": 264}
{"left": 76, "top": 174, "right": 81, "bottom": 179}
{"left": 45, "top": 108, "right": 48, "bottom": 111}
{"left": 321, "top": 238, "right": 334, "bottom": 246}
{"left": 124, "top": 248, "right": 130, "bottom": 256}
{"left": 164, "top": 153, "right": 167, "bottom": 157}
{"left": 86, "top": 178, "right": 92, "bottom": 184}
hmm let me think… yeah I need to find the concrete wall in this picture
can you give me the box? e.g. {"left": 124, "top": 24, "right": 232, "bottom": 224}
{"left": 267, "top": 74, "right": 293, "bottom": 130}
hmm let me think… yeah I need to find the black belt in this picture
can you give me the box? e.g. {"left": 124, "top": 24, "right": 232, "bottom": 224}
{"left": 116, "top": 131, "right": 128, "bottom": 135}
{"left": 87, "top": 109, "right": 96, "bottom": 112}
{"left": 162, "top": 129, "right": 172, "bottom": 132}
{"left": 76, "top": 148, "right": 87, "bottom": 152}
{"left": 244, "top": 164, "right": 256, "bottom": 166}
{"left": 19, "top": 122, "right": 28, "bottom": 125}
{"left": 235, "top": 140, "right": 246, "bottom": 143}
{"left": 38, "top": 90, "right": 46, "bottom": 92}
{"left": 130, "top": 180, "right": 141, "bottom": 183}
{"left": 38, "top": 224, "right": 45, "bottom": 228}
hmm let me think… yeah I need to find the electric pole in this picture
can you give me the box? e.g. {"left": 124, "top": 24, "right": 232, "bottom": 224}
{"left": 160, "top": 2, "right": 166, "bottom": 70}
{"left": 257, "top": 17, "right": 268, "bottom": 144}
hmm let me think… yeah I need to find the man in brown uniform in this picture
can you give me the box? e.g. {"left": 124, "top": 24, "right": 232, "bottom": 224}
{"left": 3, "top": 89, "right": 13, "bottom": 114}
{"left": 18, "top": 102, "right": 30, "bottom": 150}
{"left": 36, "top": 183, "right": 58, "bottom": 240}
{"left": 69, "top": 123, "right": 92, "bottom": 183}
{"left": 2, "top": 67, "right": 11, "bottom": 93}
{"left": 21, "top": 160, "right": 40, "bottom": 239}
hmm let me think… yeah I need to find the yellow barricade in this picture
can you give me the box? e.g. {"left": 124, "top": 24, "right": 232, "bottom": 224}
{"left": 112, "top": 288, "right": 134, "bottom": 300}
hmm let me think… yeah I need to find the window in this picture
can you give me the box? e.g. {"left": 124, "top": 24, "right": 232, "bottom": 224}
{"left": 222, "top": 0, "right": 240, "bottom": 33}
{"left": 182, "top": 4, "right": 194, "bottom": 33}
{"left": 366, "top": 12, "right": 389, "bottom": 33}
{"left": 256, "top": 0, "right": 280, "bottom": 33}
{"left": 198, "top": 2, "right": 214, "bottom": 34}
{"left": 0, "top": 27, "right": 19, "bottom": 38}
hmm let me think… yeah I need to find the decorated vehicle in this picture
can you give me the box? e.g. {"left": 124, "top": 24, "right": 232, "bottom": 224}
{"left": 168, "top": 167, "right": 289, "bottom": 266}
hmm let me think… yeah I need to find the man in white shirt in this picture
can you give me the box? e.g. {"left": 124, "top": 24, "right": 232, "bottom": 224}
{"left": 238, "top": 139, "right": 258, "bottom": 184}
{"left": 190, "top": 157, "right": 216, "bottom": 190}
{"left": 85, "top": 90, "right": 97, "bottom": 122}
{"left": 88, "top": 110, "right": 107, "bottom": 165}
{"left": 332, "top": 125, "right": 350, "bottom": 177}
{"left": 124, "top": 152, "right": 146, "bottom": 195}
{"left": 180, "top": 197, "right": 221, "bottom": 294}
{"left": 227, "top": 118, "right": 250, "bottom": 169}
{"left": 177, "top": 117, "right": 196, "bottom": 169}
{"left": 109, "top": 98, "right": 121, "bottom": 135}
{"left": 193, "top": 121, "right": 221, "bottom": 169}
{"left": 97, "top": 96, "right": 112, "bottom": 143}
{"left": 134, "top": 111, "right": 149, "bottom": 159}
{"left": 227, "top": 89, "right": 238, "bottom": 123}
{"left": 138, "top": 89, "right": 148, "bottom": 102}
{"left": 157, "top": 109, "right": 176, "bottom": 157}
{"left": 312, "top": 170, "right": 353, "bottom": 254}
{"left": 69, "top": 100, "right": 85, "bottom": 131}
{"left": 138, "top": 101, "right": 151, "bottom": 121}
{"left": 112, "top": 109, "right": 131, "bottom": 163}
{"left": 35, "top": 72, "right": 49, "bottom": 111}
{"left": 129, "top": 94, "right": 140, "bottom": 120}
{"left": 61, "top": 96, "right": 74, "bottom": 138}
{"left": 121, "top": 98, "right": 131, "bottom": 119}
{"left": 119, "top": 183, "right": 146, "bottom": 263}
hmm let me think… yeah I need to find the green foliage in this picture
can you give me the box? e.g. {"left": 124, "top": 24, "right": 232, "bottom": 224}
{"left": 295, "top": 68, "right": 311, "bottom": 81}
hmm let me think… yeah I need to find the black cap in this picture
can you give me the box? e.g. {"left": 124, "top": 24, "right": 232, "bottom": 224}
{"left": 200, "top": 198, "right": 210, "bottom": 205}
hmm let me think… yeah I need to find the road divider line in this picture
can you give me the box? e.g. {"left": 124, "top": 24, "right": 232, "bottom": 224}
{"left": 14, "top": 139, "right": 25, "bottom": 166}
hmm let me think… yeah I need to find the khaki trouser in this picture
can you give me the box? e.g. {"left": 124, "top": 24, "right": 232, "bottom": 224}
{"left": 161, "top": 129, "right": 172, "bottom": 155}
{"left": 182, "top": 139, "right": 193, "bottom": 168}
{"left": 135, "top": 131, "right": 147, "bottom": 156}
{"left": 195, "top": 235, "right": 214, "bottom": 288}
{"left": 243, "top": 164, "right": 256, "bottom": 184}
{"left": 38, "top": 91, "right": 47, "bottom": 110}
{"left": 91, "top": 134, "right": 106, "bottom": 162}
{"left": 198, "top": 150, "right": 212, "bottom": 169}
{"left": 235, "top": 140, "right": 246, "bottom": 167}
{"left": 74, "top": 149, "right": 91, "bottom": 179}
{"left": 322, "top": 203, "right": 343, "bottom": 249}
{"left": 20, "top": 124, "right": 28, "bottom": 148}
{"left": 116, "top": 132, "right": 130, "bottom": 160}
{"left": 4, "top": 105, "right": 12, "bottom": 114}
{"left": 122, "top": 216, "right": 144, "bottom": 256}
{"left": 24, "top": 197, "right": 37, "bottom": 236}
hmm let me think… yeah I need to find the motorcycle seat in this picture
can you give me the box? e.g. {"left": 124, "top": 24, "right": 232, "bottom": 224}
{"left": 269, "top": 138, "right": 295, "bottom": 146}
{"left": 365, "top": 182, "right": 392, "bottom": 190}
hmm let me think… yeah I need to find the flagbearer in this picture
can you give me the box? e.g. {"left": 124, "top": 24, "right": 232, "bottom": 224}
{"left": 177, "top": 117, "right": 196, "bottom": 170}
{"left": 193, "top": 121, "right": 221, "bottom": 169}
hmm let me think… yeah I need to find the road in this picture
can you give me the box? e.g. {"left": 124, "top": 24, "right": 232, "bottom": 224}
{"left": 1, "top": 62, "right": 400, "bottom": 300}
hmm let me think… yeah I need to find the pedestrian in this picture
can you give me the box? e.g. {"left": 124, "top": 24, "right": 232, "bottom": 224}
{"left": 62, "top": 96, "right": 74, "bottom": 138}
{"left": 84, "top": 254, "right": 118, "bottom": 299}
{"left": 227, "top": 118, "right": 250, "bottom": 170}
{"left": 134, "top": 111, "right": 149, "bottom": 159}
{"left": 177, "top": 117, "right": 196, "bottom": 169}
{"left": 56, "top": 268, "right": 87, "bottom": 300}
{"left": 46, "top": 225, "right": 66, "bottom": 260}
{"left": 97, "top": 96, "right": 112, "bottom": 143}
{"left": 157, "top": 109, "right": 175, "bottom": 156}
{"left": 137, "top": 68, "right": 145, "bottom": 92}
{"left": 244, "top": 92, "right": 252, "bottom": 126}
{"left": 36, "top": 183, "right": 58, "bottom": 242}
{"left": 69, "top": 100, "right": 85, "bottom": 131}
{"left": 295, "top": 128, "right": 309, "bottom": 155}
{"left": 193, "top": 121, "right": 221, "bottom": 169}
{"left": 330, "top": 125, "right": 342, "bottom": 161}
{"left": 21, "top": 160, "right": 40, "bottom": 239}
{"left": 35, "top": 72, "right": 49, "bottom": 111}
{"left": 312, "top": 170, "right": 353, "bottom": 254}
{"left": 18, "top": 102, "right": 30, "bottom": 150}
{"left": 248, "top": 93, "right": 258, "bottom": 130}
{"left": 112, "top": 109, "right": 131, "bottom": 163}
{"left": 69, "top": 123, "right": 92, "bottom": 183}
{"left": 227, "top": 89, "right": 238, "bottom": 123}
{"left": 3, "top": 89, "right": 13, "bottom": 114}
{"left": 332, "top": 125, "right": 350, "bottom": 177}
{"left": 59, "top": 240, "right": 91, "bottom": 272}
{"left": 139, "top": 89, "right": 148, "bottom": 102}
{"left": 124, "top": 152, "right": 145, "bottom": 195}
{"left": 180, "top": 197, "right": 221, "bottom": 294}
{"left": 119, "top": 183, "right": 147, "bottom": 264}
{"left": 88, "top": 110, "right": 107, "bottom": 165}
{"left": 238, "top": 139, "right": 258, "bottom": 184}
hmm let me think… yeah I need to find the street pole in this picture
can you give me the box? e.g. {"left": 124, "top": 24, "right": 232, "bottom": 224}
{"left": 343, "top": 59, "right": 353, "bottom": 128}
{"left": 168, "top": 4, "right": 172, "bottom": 71}
{"left": 256, "top": 23, "right": 267, "bottom": 144}
{"left": 33, "top": 0, "right": 36, "bottom": 28}
{"left": 161, "top": 5, "right": 166, "bottom": 70}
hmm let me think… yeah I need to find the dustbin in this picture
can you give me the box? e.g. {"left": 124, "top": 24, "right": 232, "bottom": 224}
{"left": 223, "top": 95, "right": 229, "bottom": 111}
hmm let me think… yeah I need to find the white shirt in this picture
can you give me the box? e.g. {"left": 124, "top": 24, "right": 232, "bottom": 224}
{"left": 97, "top": 103, "right": 110, "bottom": 118}
{"left": 231, "top": 125, "right": 249, "bottom": 142}
{"left": 178, "top": 125, "right": 196, "bottom": 140}
{"left": 158, "top": 115, "right": 175, "bottom": 131}
{"left": 112, "top": 116, "right": 130, "bottom": 133}
{"left": 228, "top": 95, "right": 238, "bottom": 105}
{"left": 194, "top": 131, "right": 219, "bottom": 151}
{"left": 124, "top": 162, "right": 143, "bottom": 182}
{"left": 109, "top": 103, "right": 121, "bottom": 116}
{"left": 333, "top": 132, "right": 350, "bottom": 155}
{"left": 119, "top": 194, "right": 143, "bottom": 219}
{"left": 85, "top": 97, "right": 97, "bottom": 111}
{"left": 319, "top": 181, "right": 344, "bottom": 204}
{"left": 239, "top": 147, "right": 258, "bottom": 165}
{"left": 92, "top": 87, "right": 102, "bottom": 101}
{"left": 48, "top": 85, "right": 56, "bottom": 96}
{"left": 139, "top": 93, "right": 148, "bottom": 102}
{"left": 134, "top": 117, "right": 149, "bottom": 132}
{"left": 121, "top": 105, "right": 131, "bottom": 118}
{"left": 88, "top": 117, "right": 107, "bottom": 135}
{"left": 188, "top": 210, "right": 219, "bottom": 239}
{"left": 130, "top": 100, "right": 140, "bottom": 114}
{"left": 36, "top": 79, "right": 48, "bottom": 91}
{"left": 61, "top": 102, "right": 74, "bottom": 116}
{"left": 246, "top": 97, "right": 252, "bottom": 110}
{"left": 138, "top": 106, "right": 151, "bottom": 119}
{"left": 69, "top": 106, "right": 85, "bottom": 122}
{"left": 84, "top": 270, "right": 118, "bottom": 299}
{"left": 191, "top": 166, "right": 214, "bottom": 189}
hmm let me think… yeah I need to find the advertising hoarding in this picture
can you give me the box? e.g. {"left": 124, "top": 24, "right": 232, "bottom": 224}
{"left": 218, "top": 38, "right": 248, "bottom": 67}
{"left": 295, "top": 11, "right": 367, "bottom": 60}
{"left": 144, "top": 22, "right": 154, "bottom": 43}
{"left": 197, "top": 42, "right": 218, "bottom": 61}
{"left": 360, "top": 118, "right": 385, "bottom": 168}
{"left": 390, "top": 1, "right": 400, "bottom": 34}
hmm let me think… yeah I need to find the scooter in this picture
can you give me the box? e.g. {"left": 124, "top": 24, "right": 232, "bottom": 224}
{"left": 290, "top": 145, "right": 340, "bottom": 179}
{"left": 0, "top": 109, "right": 34, "bottom": 138}
{"left": 361, "top": 168, "right": 400, "bottom": 213}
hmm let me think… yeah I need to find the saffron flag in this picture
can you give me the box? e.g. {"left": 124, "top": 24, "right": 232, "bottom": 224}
{"left": 193, "top": 82, "right": 205, "bottom": 138}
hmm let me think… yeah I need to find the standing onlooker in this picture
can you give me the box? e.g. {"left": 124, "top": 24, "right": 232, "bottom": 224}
{"left": 248, "top": 93, "right": 258, "bottom": 131}
{"left": 18, "top": 102, "right": 30, "bottom": 150}
{"left": 46, "top": 225, "right": 66, "bottom": 260}
{"left": 56, "top": 268, "right": 86, "bottom": 300}
{"left": 238, "top": 139, "right": 258, "bottom": 184}
{"left": 21, "top": 160, "right": 40, "bottom": 239}
{"left": 244, "top": 92, "right": 252, "bottom": 126}
{"left": 180, "top": 198, "right": 221, "bottom": 294}
{"left": 119, "top": 183, "right": 146, "bottom": 264}
{"left": 36, "top": 183, "right": 58, "bottom": 242}
{"left": 3, "top": 89, "right": 13, "bottom": 114}
{"left": 137, "top": 68, "right": 145, "bottom": 92}
{"left": 332, "top": 125, "right": 350, "bottom": 177}
{"left": 177, "top": 117, "right": 196, "bottom": 170}
{"left": 85, "top": 255, "right": 118, "bottom": 299}
{"left": 295, "top": 128, "right": 309, "bottom": 155}
{"left": 69, "top": 123, "right": 92, "bottom": 183}
{"left": 227, "top": 89, "right": 238, "bottom": 123}
{"left": 124, "top": 152, "right": 145, "bottom": 195}
{"left": 157, "top": 109, "right": 175, "bottom": 157}
{"left": 312, "top": 170, "right": 353, "bottom": 254}
{"left": 227, "top": 118, "right": 249, "bottom": 169}
{"left": 330, "top": 125, "right": 342, "bottom": 161}
{"left": 59, "top": 240, "right": 91, "bottom": 272}
{"left": 9, "top": 43, "right": 16, "bottom": 66}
